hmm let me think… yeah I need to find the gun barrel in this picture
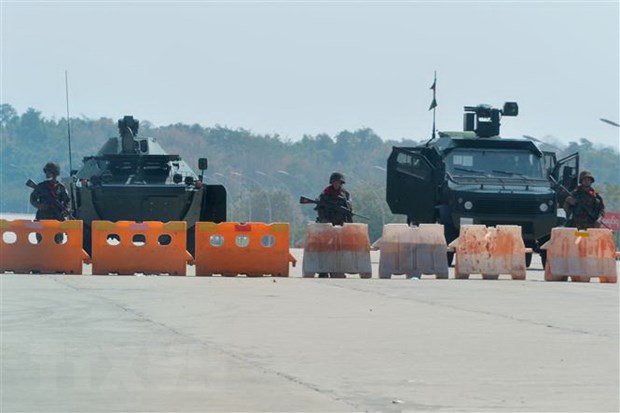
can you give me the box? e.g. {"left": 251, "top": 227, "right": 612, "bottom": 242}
{"left": 25, "top": 179, "right": 37, "bottom": 189}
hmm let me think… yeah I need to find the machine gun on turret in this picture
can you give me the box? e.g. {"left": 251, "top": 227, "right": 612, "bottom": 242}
{"left": 463, "top": 102, "right": 519, "bottom": 138}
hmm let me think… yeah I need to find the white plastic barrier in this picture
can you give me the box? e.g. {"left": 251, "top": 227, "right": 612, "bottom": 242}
{"left": 541, "top": 228, "right": 617, "bottom": 283}
{"left": 450, "top": 225, "right": 526, "bottom": 280}
{"left": 302, "top": 223, "right": 372, "bottom": 278}
{"left": 377, "top": 223, "right": 448, "bottom": 279}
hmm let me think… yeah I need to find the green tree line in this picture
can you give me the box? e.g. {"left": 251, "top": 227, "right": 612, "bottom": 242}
{"left": 1, "top": 103, "right": 618, "bottom": 242}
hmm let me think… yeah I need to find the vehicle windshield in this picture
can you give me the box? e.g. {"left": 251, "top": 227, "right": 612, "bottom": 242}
{"left": 446, "top": 148, "right": 545, "bottom": 179}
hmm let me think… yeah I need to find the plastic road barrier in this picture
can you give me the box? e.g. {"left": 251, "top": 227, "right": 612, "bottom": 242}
{"left": 377, "top": 223, "right": 449, "bottom": 279}
{"left": 302, "top": 223, "right": 372, "bottom": 278}
{"left": 449, "top": 225, "right": 526, "bottom": 280}
{"left": 194, "top": 222, "right": 296, "bottom": 276}
{"left": 1, "top": 219, "right": 88, "bottom": 274}
{"left": 91, "top": 221, "right": 192, "bottom": 275}
{"left": 541, "top": 228, "right": 617, "bottom": 283}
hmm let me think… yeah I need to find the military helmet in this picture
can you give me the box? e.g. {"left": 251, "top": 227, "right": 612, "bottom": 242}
{"left": 579, "top": 170, "right": 595, "bottom": 183}
{"left": 329, "top": 172, "right": 346, "bottom": 184}
{"left": 43, "top": 162, "right": 61, "bottom": 176}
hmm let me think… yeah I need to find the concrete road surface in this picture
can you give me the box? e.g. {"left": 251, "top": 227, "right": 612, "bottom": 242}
{"left": 1, "top": 252, "right": 618, "bottom": 412}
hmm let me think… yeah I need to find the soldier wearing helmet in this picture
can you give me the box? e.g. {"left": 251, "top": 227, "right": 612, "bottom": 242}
{"left": 563, "top": 170, "right": 605, "bottom": 229}
{"left": 29, "top": 162, "right": 71, "bottom": 221}
{"left": 316, "top": 172, "right": 353, "bottom": 226}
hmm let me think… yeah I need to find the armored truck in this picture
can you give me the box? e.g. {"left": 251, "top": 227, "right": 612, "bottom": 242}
{"left": 67, "top": 115, "right": 227, "bottom": 254}
{"left": 386, "top": 103, "right": 578, "bottom": 266}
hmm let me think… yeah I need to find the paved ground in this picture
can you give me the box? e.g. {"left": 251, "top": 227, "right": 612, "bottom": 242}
{"left": 1, "top": 251, "right": 618, "bottom": 413}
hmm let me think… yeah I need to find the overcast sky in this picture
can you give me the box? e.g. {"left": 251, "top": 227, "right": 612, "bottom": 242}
{"left": 2, "top": 1, "right": 619, "bottom": 149}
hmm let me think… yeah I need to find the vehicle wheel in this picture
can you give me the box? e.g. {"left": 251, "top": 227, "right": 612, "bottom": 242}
{"left": 539, "top": 250, "right": 547, "bottom": 269}
{"left": 571, "top": 276, "right": 590, "bottom": 283}
{"left": 222, "top": 273, "right": 237, "bottom": 277}
{"left": 406, "top": 272, "right": 421, "bottom": 279}
{"left": 446, "top": 251, "right": 455, "bottom": 267}
{"left": 599, "top": 276, "right": 617, "bottom": 284}
{"left": 482, "top": 274, "right": 500, "bottom": 280}
{"left": 330, "top": 272, "right": 346, "bottom": 278}
{"left": 511, "top": 272, "right": 526, "bottom": 281}
{"left": 360, "top": 272, "right": 372, "bottom": 279}
{"left": 525, "top": 252, "right": 532, "bottom": 268}
{"left": 379, "top": 272, "right": 392, "bottom": 279}
{"left": 436, "top": 272, "right": 449, "bottom": 279}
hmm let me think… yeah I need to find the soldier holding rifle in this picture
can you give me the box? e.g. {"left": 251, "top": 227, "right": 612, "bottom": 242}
{"left": 29, "top": 162, "right": 71, "bottom": 221}
{"left": 315, "top": 172, "right": 354, "bottom": 225}
{"left": 563, "top": 170, "right": 605, "bottom": 229}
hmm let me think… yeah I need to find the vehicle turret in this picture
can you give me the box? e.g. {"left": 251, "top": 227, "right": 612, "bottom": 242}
{"left": 463, "top": 102, "right": 519, "bottom": 138}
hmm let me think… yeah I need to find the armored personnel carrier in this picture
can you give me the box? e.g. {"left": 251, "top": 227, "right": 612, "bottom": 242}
{"left": 67, "top": 115, "right": 226, "bottom": 253}
{"left": 386, "top": 103, "right": 578, "bottom": 266}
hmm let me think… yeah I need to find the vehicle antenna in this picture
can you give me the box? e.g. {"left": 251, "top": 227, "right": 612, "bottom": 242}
{"left": 424, "top": 71, "right": 438, "bottom": 146}
{"left": 65, "top": 70, "right": 73, "bottom": 174}
{"left": 65, "top": 69, "right": 77, "bottom": 216}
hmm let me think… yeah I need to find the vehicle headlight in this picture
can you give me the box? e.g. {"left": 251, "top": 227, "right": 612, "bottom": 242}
{"left": 539, "top": 203, "right": 549, "bottom": 212}
{"left": 464, "top": 201, "right": 473, "bottom": 210}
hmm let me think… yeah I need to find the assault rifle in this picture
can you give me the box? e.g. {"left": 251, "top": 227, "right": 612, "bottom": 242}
{"left": 299, "top": 195, "right": 370, "bottom": 220}
{"left": 26, "top": 179, "right": 74, "bottom": 219}
{"left": 549, "top": 175, "right": 608, "bottom": 229}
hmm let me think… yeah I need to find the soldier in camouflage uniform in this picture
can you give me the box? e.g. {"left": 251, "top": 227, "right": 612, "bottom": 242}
{"left": 316, "top": 172, "right": 353, "bottom": 226}
{"left": 30, "top": 162, "right": 71, "bottom": 221}
{"left": 563, "top": 170, "right": 605, "bottom": 229}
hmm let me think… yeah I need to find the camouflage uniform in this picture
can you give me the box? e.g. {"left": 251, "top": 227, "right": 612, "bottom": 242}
{"left": 30, "top": 180, "right": 71, "bottom": 221}
{"left": 563, "top": 171, "right": 605, "bottom": 230}
{"left": 30, "top": 162, "right": 71, "bottom": 221}
{"left": 316, "top": 185, "right": 353, "bottom": 226}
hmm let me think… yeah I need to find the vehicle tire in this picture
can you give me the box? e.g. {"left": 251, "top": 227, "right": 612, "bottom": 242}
{"left": 525, "top": 252, "right": 532, "bottom": 268}
{"left": 379, "top": 272, "right": 392, "bottom": 279}
{"left": 482, "top": 274, "right": 499, "bottom": 280}
{"left": 446, "top": 251, "right": 455, "bottom": 267}
{"left": 539, "top": 250, "right": 547, "bottom": 269}
{"left": 360, "top": 272, "right": 372, "bottom": 279}
{"left": 571, "top": 276, "right": 590, "bottom": 283}
{"left": 436, "top": 272, "right": 449, "bottom": 279}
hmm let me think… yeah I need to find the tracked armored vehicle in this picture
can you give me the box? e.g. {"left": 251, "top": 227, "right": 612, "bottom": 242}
{"left": 386, "top": 103, "right": 578, "bottom": 266}
{"left": 67, "top": 115, "right": 226, "bottom": 253}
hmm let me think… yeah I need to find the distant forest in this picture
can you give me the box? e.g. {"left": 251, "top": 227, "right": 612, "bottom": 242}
{"left": 1, "top": 104, "right": 619, "bottom": 241}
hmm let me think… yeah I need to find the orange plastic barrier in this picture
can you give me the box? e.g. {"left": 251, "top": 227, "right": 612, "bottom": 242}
{"left": 91, "top": 221, "right": 192, "bottom": 275}
{"left": 302, "top": 223, "right": 372, "bottom": 278}
{"left": 450, "top": 225, "right": 526, "bottom": 280}
{"left": 194, "top": 222, "right": 296, "bottom": 276}
{"left": 378, "top": 223, "right": 449, "bottom": 279}
{"left": 1, "top": 219, "right": 88, "bottom": 274}
{"left": 541, "top": 228, "right": 617, "bottom": 283}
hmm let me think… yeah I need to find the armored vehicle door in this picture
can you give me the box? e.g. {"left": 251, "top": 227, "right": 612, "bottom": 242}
{"left": 542, "top": 151, "right": 556, "bottom": 178}
{"left": 386, "top": 146, "right": 444, "bottom": 224}
{"left": 550, "top": 152, "right": 579, "bottom": 205}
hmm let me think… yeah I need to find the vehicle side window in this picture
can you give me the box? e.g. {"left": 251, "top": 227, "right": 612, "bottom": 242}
{"left": 396, "top": 152, "right": 431, "bottom": 180}
{"left": 452, "top": 155, "right": 473, "bottom": 167}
